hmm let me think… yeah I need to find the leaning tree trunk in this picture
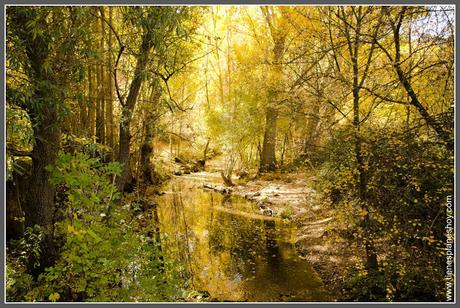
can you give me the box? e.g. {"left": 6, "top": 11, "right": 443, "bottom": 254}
{"left": 116, "top": 33, "right": 153, "bottom": 192}
{"left": 387, "top": 7, "right": 453, "bottom": 151}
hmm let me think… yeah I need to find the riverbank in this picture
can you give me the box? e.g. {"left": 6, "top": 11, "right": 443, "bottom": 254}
{"left": 202, "top": 170, "right": 355, "bottom": 301}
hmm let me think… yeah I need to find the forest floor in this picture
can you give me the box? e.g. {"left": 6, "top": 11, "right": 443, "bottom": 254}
{"left": 200, "top": 163, "right": 355, "bottom": 300}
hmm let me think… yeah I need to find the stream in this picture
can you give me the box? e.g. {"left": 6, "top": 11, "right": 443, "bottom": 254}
{"left": 155, "top": 172, "right": 330, "bottom": 302}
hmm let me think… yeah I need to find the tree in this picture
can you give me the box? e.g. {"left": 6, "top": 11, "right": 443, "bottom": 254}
{"left": 139, "top": 79, "right": 162, "bottom": 184}
{"left": 259, "top": 6, "right": 287, "bottom": 172}
{"left": 7, "top": 6, "right": 89, "bottom": 267}
{"left": 111, "top": 7, "right": 190, "bottom": 191}
{"left": 377, "top": 6, "right": 453, "bottom": 151}
{"left": 327, "top": 6, "right": 383, "bottom": 271}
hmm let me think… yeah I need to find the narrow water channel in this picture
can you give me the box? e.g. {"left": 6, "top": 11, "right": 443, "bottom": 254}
{"left": 155, "top": 172, "right": 329, "bottom": 302}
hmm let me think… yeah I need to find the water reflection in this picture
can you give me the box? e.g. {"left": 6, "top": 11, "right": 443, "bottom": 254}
{"left": 156, "top": 175, "right": 329, "bottom": 302}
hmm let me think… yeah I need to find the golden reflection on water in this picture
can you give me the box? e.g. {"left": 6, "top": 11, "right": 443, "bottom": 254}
{"left": 156, "top": 174, "right": 329, "bottom": 302}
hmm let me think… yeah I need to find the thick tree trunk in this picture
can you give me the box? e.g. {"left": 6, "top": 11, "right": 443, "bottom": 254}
{"left": 6, "top": 180, "right": 24, "bottom": 241}
{"left": 140, "top": 86, "right": 161, "bottom": 184}
{"left": 259, "top": 8, "right": 285, "bottom": 173}
{"left": 140, "top": 124, "right": 155, "bottom": 184}
{"left": 260, "top": 105, "right": 278, "bottom": 172}
{"left": 27, "top": 125, "right": 60, "bottom": 230}
{"left": 10, "top": 8, "right": 63, "bottom": 270}
{"left": 25, "top": 101, "right": 61, "bottom": 272}
{"left": 302, "top": 101, "right": 321, "bottom": 158}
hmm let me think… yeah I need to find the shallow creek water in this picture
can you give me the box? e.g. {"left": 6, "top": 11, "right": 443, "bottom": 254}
{"left": 155, "top": 172, "right": 329, "bottom": 302}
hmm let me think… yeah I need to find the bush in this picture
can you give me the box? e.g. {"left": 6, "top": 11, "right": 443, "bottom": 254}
{"left": 278, "top": 206, "right": 294, "bottom": 219}
{"left": 6, "top": 152, "right": 183, "bottom": 302}
{"left": 319, "top": 126, "right": 453, "bottom": 301}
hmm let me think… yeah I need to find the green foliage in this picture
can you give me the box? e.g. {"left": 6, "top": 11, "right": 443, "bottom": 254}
{"left": 6, "top": 256, "right": 35, "bottom": 302}
{"left": 121, "top": 6, "right": 198, "bottom": 63}
{"left": 62, "top": 134, "right": 113, "bottom": 159}
{"left": 316, "top": 128, "right": 356, "bottom": 205}
{"left": 343, "top": 259, "right": 443, "bottom": 302}
{"left": 11, "top": 226, "right": 44, "bottom": 268}
{"left": 6, "top": 105, "right": 33, "bottom": 180}
{"left": 278, "top": 206, "right": 294, "bottom": 219}
{"left": 6, "top": 226, "right": 45, "bottom": 301}
{"left": 343, "top": 267, "right": 386, "bottom": 301}
{"left": 7, "top": 153, "right": 183, "bottom": 302}
{"left": 319, "top": 125, "right": 452, "bottom": 301}
{"left": 7, "top": 6, "right": 92, "bottom": 122}
{"left": 6, "top": 105, "right": 33, "bottom": 151}
{"left": 47, "top": 152, "right": 121, "bottom": 214}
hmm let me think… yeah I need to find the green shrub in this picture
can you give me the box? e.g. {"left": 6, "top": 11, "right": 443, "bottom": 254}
{"left": 278, "top": 206, "right": 294, "bottom": 219}
{"left": 6, "top": 152, "right": 183, "bottom": 302}
{"left": 319, "top": 126, "right": 453, "bottom": 301}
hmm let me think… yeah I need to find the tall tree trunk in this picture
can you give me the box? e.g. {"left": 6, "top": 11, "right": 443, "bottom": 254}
{"left": 175, "top": 122, "right": 182, "bottom": 158}
{"left": 259, "top": 7, "right": 285, "bottom": 173}
{"left": 88, "top": 64, "right": 96, "bottom": 138}
{"left": 26, "top": 104, "right": 61, "bottom": 264}
{"left": 260, "top": 105, "right": 278, "bottom": 172}
{"left": 96, "top": 16, "right": 105, "bottom": 145}
{"left": 24, "top": 103, "right": 61, "bottom": 279}
{"left": 9, "top": 8, "right": 63, "bottom": 270}
{"left": 78, "top": 92, "right": 88, "bottom": 137}
{"left": 140, "top": 113, "right": 155, "bottom": 184}
{"left": 345, "top": 7, "right": 378, "bottom": 271}
{"left": 95, "top": 63, "right": 103, "bottom": 143}
{"left": 116, "top": 32, "right": 153, "bottom": 191}
{"left": 280, "top": 131, "right": 289, "bottom": 166}
{"left": 302, "top": 101, "right": 321, "bottom": 157}
{"left": 140, "top": 85, "right": 161, "bottom": 184}
{"left": 105, "top": 6, "right": 115, "bottom": 159}
{"left": 203, "top": 138, "right": 210, "bottom": 161}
